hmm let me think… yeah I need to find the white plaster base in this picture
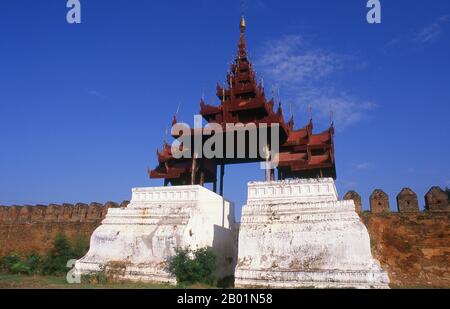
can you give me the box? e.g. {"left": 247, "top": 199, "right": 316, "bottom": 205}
{"left": 74, "top": 186, "right": 236, "bottom": 283}
{"left": 235, "top": 178, "right": 390, "bottom": 289}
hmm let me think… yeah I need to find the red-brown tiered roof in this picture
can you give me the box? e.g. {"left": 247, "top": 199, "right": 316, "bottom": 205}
{"left": 149, "top": 17, "right": 337, "bottom": 189}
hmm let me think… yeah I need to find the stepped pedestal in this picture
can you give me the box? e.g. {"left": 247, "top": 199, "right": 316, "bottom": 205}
{"left": 74, "top": 186, "right": 236, "bottom": 283}
{"left": 235, "top": 178, "right": 390, "bottom": 289}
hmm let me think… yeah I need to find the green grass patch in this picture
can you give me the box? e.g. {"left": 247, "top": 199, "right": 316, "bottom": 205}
{"left": 0, "top": 274, "right": 176, "bottom": 289}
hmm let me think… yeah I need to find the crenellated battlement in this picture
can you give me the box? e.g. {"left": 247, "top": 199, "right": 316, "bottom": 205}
{"left": 0, "top": 201, "right": 129, "bottom": 224}
{"left": 343, "top": 186, "right": 450, "bottom": 213}
{"left": 1, "top": 185, "right": 448, "bottom": 224}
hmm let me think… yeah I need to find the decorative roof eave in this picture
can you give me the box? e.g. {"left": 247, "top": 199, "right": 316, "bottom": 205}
{"left": 200, "top": 103, "right": 222, "bottom": 116}
{"left": 149, "top": 166, "right": 186, "bottom": 179}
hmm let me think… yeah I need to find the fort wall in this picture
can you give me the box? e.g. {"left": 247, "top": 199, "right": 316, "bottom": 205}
{"left": 0, "top": 186, "right": 449, "bottom": 287}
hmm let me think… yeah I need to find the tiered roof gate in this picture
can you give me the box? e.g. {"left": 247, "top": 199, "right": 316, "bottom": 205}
{"left": 149, "top": 17, "right": 336, "bottom": 195}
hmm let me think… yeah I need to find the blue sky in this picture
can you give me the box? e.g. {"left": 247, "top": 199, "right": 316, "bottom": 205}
{"left": 0, "top": 1, "right": 449, "bottom": 217}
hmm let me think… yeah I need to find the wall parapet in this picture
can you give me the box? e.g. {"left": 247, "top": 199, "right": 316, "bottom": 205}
{"left": 0, "top": 201, "right": 129, "bottom": 224}
{"left": 343, "top": 186, "right": 450, "bottom": 213}
{"left": 2, "top": 186, "right": 449, "bottom": 223}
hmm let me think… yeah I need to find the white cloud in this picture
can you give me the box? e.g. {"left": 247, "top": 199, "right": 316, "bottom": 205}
{"left": 355, "top": 162, "right": 374, "bottom": 170}
{"left": 88, "top": 90, "right": 107, "bottom": 100}
{"left": 258, "top": 35, "right": 341, "bottom": 84}
{"left": 384, "top": 15, "right": 450, "bottom": 55}
{"left": 256, "top": 35, "right": 376, "bottom": 129}
{"left": 310, "top": 92, "right": 377, "bottom": 128}
{"left": 415, "top": 15, "right": 450, "bottom": 43}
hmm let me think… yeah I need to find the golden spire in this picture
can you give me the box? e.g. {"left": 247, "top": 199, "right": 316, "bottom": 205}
{"left": 240, "top": 16, "right": 246, "bottom": 33}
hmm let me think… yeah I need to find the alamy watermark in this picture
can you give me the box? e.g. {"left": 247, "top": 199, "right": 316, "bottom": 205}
{"left": 66, "top": 0, "right": 81, "bottom": 24}
{"left": 66, "top": 259, "right": 81, "bottom": 284}
{"left": 367, "top": 0, "right": 381, "bottom": 24}
{"left": 171, "top": 116, "right": 280, "bottom": 170}
{"left": 66, "top": 1, "right": 380, "bottom": 25}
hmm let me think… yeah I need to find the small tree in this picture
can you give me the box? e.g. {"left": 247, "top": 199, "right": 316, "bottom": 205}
{"left": 168, "top": 247, "right": 217, "bottom": 286}
{"left": 42, "top": 233, "right": 74, "bottom": 275}
{"left": 72, "top": 236, "right": 89, "bottom": 259}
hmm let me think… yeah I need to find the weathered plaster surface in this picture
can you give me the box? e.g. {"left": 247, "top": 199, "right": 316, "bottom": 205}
{"left": 74, "top": 186, "right": 237, "bottom": 283}
{"left": 235, "top": 178, "right": 390, "bottom": 289}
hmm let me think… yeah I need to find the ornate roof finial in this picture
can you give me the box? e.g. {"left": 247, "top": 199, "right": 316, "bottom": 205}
{"left": 330, "top": 108, "right": 335, "bottom": 128}
{"left": 288, "top": 103, "right": 294, "bottom": 130}
{"left": 277, "top": 87, "right": 281, "bottom": 104}
{"left": 240, "top": 15, "right": 246, "bottom": 33}
{"left": 164, "top": 127, "right": 169, "bottom": 145}
{"left": 176, "top": 102, "right": 181, "bottom": 117}
{"left": 172, "top": 103, "right": 181, "bottom": 126}
{"left": 222, "top": 83, "right": 226, "bottom": 102}
{"left": 308, "top": 104, "right": 313, "bottom": 122}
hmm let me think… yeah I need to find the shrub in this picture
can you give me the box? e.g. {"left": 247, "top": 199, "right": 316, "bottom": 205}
{"left": 42, "top": 232, "right": 80, "bottom": 276}
{"left": 168, "top": 247, "right": 217, "bottom": 286}
{"left": 217, "top": 275, "right": 235, "bottom": 289}
{"left": 11, "top": 261, "right": 31, "bottom": 275}
{"left": 0, "top": 253, "right": 21, "bottom": 273}
{"left": 81, "top": 272, "right": 108, "bottom": 285}
{"left": 25, "top": 253, "right": 43, "bottom": 275}
{"left": 0, "top": 233, "right": 90, "bottom": 276}
{"left": 53, "top": 233, "right": 73, "bottom": 258}
{"left": 72, "top": 236, "right": 89, "bottom": 259}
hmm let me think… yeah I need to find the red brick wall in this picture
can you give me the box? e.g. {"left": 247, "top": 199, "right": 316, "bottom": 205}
{"left": 0, "top": 203, "right": 449, "bottom": 288}
{"left": 361, "top": 212, "right": 450, "bottom": 288}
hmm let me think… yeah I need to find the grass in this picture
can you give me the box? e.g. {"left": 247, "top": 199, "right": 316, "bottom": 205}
{"left": 0, "top": 274, "right": 177, "bottom": 289}
{"left": 4, "top": 274, "right": 444, "bottom": 289}
{"left": 389, "top": 284, "right": 445, "bottom": 289}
